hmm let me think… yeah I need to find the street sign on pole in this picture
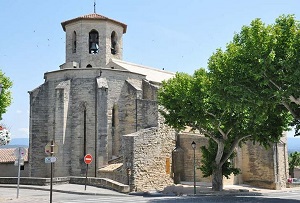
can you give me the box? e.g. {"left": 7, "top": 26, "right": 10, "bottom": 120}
{"left": 45, "top": 140, "right": 58, "bottom": 203}
{"left": 14, "top": 158, "right": 24, "bottom": 166}
{"left": 84, "top": 154, "right": 93, "bottom": 190}
{"left": 14, "top": 147, "right": 26, "bottom": 198}
{"left": 45, "top": 157, "right": 57, "bottom": 163}
{"left": 45, "top": 142, "right": 58, "bottom": 155}
{"left": 14, "top": 147, "right": 26, "bottom": 158}
{"left": 84, "top": 154, "right": 93, "bottom": 164}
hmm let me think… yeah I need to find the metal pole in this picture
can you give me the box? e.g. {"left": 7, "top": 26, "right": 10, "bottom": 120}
{"left": 85, "top": 164, "right": 88, "bottom": 190}
{"left": 17, "top": 147, "right": 21, "bottom": 198}
{"left": 50, "top": 140, "right": 53, "bottom": 203}
{"left": 193, "top": 147, "right": 196, "bottom": 195}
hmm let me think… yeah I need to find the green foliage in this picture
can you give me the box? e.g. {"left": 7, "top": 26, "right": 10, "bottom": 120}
{"left": 289, "top": 151, "right": 300, "bottom": 177}
{"left": 199, "top": 139, "right": 240, "bottom": 178}
{"left": 0, "top": 70, "right": 12, "bottom": 120}
{"left": 158, "top": 14, "right": 297, "bottom": 190}
{"left": 208, "top": 14, "right": 300, "bottom": 136}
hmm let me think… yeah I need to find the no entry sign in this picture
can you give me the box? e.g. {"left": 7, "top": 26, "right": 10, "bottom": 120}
{"left": 84, "top": 154, "right": 93, "bottom": 164}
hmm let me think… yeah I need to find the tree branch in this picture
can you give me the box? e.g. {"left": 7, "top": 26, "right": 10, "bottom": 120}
{"left": 290, "top": 95, "right": 300, "bottom": 105}
{"left": 220, "top": 134, "right": 252, "bottom": 166}
{"left": 215, "top": 141, "right": 224, "bottom": 165}
{"left": 282, "top": 100, "right": 299, "bottom": 119}
{"left": 263, "top": 72, "right": 281, "bottom": 90}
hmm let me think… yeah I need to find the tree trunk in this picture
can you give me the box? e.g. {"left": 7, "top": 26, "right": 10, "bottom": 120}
{"left": 212, "top": 164, "right": 223, "bottom": 191}
{"left": 289, "top": 167, "right": 295, "bottom": 178}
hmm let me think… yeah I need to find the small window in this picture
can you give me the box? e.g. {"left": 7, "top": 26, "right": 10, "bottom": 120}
{"left": 72, "top": 31, "right": 77, "bottom": 53}
{"left": 89, "top": 30, "right": 99, "bottom": 54}
{"left": 112, "top": 106, "right": 115, "bottom": 128}
{"left": 111, "top": 31, "right": 118, "bottom": 55}
{"left": 86, "top": 64, "right": 92, "bottom": 68}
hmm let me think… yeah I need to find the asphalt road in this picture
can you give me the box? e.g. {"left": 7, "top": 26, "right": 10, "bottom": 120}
{"left": 1, "top": 188, "right": 300, "bottom": 203}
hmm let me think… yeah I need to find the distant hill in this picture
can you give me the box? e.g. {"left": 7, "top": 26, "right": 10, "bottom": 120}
{"left": 0, "top": 138, "right": 29, "bottom": 148}
{"left": 1, "top": 137, "right": 299, "bottom": 152}
{"left": 287, "top": 137, "right": 300, "bottom": 153}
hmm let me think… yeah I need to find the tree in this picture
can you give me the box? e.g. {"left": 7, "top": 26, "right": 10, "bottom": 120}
{"left": 289, "top": 152, "right": 300, "bottom": 178}
{"left": 0, "top": 69, "right": 12, "bottom": 120}
{"left": 208, "top": 14, "right": 300, "bottom": 136}
{"left": 158, "top": 70, "right": 291, "bottom": 191}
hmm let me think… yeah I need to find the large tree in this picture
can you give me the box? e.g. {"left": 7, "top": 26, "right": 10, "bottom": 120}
{"left": 158, "top": 70, "right": 291, "bottom": 191}
{"left": 208, "top": 14, "right": 300, "bottom": 135}
{"left": 0, "top": 69, "right": 12, "bottom": 120}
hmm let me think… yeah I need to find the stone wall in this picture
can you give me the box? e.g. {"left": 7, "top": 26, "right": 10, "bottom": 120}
{"left": 0, "top": 163, "right": 29, "bottom": 177}
{"left": 177, "top": 133, "right": 210, "bottom": 182}
{"left": 29, "top": 68, "right": 148, "bottom": 178}
{"left": 123, "top": 122, "right": 175, "bottom": 192}
{"left": 29, "top": 82, "right": 50, "bottom": 177}
{"left": 136, "top": 99, "right": 158, "bottom": 130}
{"left": 240, "top": 138, "right": 288, "bottom": 190}
{"left": 241, "top": 141, "right": 276, "bottom": 188}
{"left": 176, "top": 133, "right": 288, "bottom": 189}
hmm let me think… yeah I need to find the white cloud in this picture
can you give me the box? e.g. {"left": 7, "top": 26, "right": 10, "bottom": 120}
{"left": 287, "top": 127, "right": 296, "bottom": 137}
{"left": 16, "top": 110, "right": 22, "bottom": 114}
{"left": 18, "top": 128, "right": 29, "bottom": 135}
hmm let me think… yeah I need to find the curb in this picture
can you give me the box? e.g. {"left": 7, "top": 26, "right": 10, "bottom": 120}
{"left": 0, "top": 184, "right": 128, "bottom": 197}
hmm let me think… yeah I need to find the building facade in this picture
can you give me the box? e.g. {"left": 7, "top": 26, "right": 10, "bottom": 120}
{"left": 29, "top": 12, "right": 288, "bottom": 191}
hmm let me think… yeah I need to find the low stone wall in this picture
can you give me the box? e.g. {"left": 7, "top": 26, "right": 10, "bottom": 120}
{"left": 0, "top": 177, "right": 69, "bottom": 185}
{"left": 244, "top": 180, "right": 277, "bottom": 190}
{"left": 70, "top": 177, "right": 129, "bottom": 193}
{"left": 0, "top": 176, "right": 130, "bottom": 193}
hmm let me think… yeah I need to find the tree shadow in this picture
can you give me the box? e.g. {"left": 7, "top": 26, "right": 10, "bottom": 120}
{"left": 146, "top": 192, "right": 300, "bottom": 203}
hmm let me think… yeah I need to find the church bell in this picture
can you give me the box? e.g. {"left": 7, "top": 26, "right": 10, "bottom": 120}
{"left": 90, "top": 42, "right": 99, "bottom": 54}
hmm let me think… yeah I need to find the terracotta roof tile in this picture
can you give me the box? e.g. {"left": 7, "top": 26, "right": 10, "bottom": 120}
{"left": 61, "top": 13, "right": 127, "bottom": 33}
{"left": 0, "top": 148, "right": 28, "bottom": 163}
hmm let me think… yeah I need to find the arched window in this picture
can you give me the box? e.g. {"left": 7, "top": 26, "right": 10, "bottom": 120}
{"left": 111, "top": 31, "right": 118, "bottom": 55}
{"left": 72, "top": 31, "right": 77, "bottom": 53}
{"left": 86, "top": 64, "right": 92, "bottom": 68}
{"left": 89, "top": 30, "right": 99, "bottom": 54}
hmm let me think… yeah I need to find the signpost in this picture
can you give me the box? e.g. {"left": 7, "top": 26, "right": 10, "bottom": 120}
{"left": 84, "top": 154, "right": 93, "bottom": 190}
{"left": 14, "top": 147, "right": 26, "bottom": 198}
{"left": 45, "top": 140, "right": 58, "bottom": 203}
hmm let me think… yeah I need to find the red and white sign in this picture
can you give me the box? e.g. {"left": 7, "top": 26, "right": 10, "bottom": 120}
{"left": 84, "top": 154, "right": 93, "bottom": 164}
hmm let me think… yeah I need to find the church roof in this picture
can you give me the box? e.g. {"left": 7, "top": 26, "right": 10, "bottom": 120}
{"left": 109, "top": 59, "right": 175, "bottom": 83}
{"left": 61, "top": 13, "right": 127, "bottom": 33}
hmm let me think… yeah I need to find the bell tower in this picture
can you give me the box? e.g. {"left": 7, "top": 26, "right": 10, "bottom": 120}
{"left": 60, "top": 13, "right": 127, "bottom": 69}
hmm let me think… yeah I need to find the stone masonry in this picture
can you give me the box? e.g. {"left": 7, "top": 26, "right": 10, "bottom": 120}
{"left": 123, "top": 114, "right": 175, "bottom": 192}
{"left": 175, "top": 132, "right": 289, "bottom": 190}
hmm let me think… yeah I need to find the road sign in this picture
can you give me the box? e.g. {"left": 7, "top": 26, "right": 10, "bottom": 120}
{"left": 45, "top": 157, "right": 57, "bottom": 163}
{"left": 14, "top": 158, "right": 24, "bottom": 166}
{"left": 14, "top": 147, "right": 26, "bottom": 158}
{"left": 45, "top": 141, "right": 58, "bottom": 155}
{"left": 84, "top": 154, "right": 93, "bottom": 164}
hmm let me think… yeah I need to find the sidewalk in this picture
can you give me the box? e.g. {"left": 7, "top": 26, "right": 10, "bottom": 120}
{"left": 1, "top": 182, "right": 300, "bottom": 197}
{"left": 0, "top": 183, "right": 127, "bottom": 196}
{"left": 161, "top": 182, "right": 300, "bottom": 196}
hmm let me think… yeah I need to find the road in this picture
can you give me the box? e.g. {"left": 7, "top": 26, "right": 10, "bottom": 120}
{"left": 1, "top": 187, "right": 300, "bottom": 203}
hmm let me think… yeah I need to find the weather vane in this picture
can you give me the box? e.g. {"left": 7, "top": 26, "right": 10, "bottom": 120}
{"left": 94, "top": 0, "right": 96, "bottom": 13}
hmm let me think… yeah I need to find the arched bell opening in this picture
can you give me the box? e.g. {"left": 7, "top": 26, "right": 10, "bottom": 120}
{"left": 89, "top": 30, "right": 99, "bottom": 54}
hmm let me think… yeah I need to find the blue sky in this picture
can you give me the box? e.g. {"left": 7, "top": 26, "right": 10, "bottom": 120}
{"left": 0, "top": 0, "right": 300, "bottom": 139}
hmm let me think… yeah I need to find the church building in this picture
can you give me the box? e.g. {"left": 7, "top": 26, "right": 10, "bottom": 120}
{"left": 28, "top": 12, "right": 289, "bottom": 192}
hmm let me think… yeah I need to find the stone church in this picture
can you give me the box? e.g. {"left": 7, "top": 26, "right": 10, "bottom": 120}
{"left": 29, "top": 12, "right": 289, "bottom": 191}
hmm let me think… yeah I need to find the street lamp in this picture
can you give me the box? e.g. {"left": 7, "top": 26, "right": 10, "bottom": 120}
{"left": 191, "top": 141, "right": 196, "bottom": 195}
